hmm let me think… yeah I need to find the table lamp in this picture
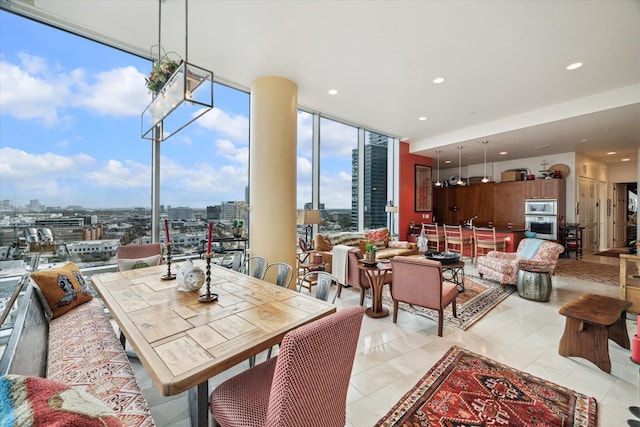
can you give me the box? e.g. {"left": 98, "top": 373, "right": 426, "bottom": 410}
{"left": 297, "top": 209, "right": 322, "bottom": 247}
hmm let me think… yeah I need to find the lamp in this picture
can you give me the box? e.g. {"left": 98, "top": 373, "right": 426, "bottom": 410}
{"left": 456, "top": 146, "right": 464, "bottom": 185}
{"left": 434, "top": 150, "right": 442, "bottom": 187}
{"left": 297, "top": 209, "right": 322, "bottom": 247}
{"left": 481, "top": 140, "right": 490, "bottom": 183}
{"left": 385, "top": 201, "right": 398, "bottom": 238}
{"left": 141, "top": 0, "right": 213, "bottom": 142}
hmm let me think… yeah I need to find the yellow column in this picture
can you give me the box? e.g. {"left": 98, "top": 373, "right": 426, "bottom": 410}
{"left": 249, "top": 76, "right": 298, "bottom": 287}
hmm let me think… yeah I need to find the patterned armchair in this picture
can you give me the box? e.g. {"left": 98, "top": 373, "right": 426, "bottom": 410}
{"left": 476, "top": 238, "right": 565, "bottom": 286}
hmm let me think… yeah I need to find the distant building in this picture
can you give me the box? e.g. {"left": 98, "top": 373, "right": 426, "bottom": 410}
{"left": 168, "top": 207, "right": 194, "bottom": 221}
{"left": 206, "top": 205, "right": 221, "bottom": 220}
{"left": 352, "top": 133, "right": 388, "bottom": 230}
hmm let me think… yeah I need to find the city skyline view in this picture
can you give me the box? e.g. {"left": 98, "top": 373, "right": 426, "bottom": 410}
{"left": 0, "top": 12, "right": 356, "bottom": 210}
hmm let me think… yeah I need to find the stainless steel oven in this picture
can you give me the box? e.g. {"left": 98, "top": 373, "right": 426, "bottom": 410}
{"left": 525, "top": 199, "right": 557, "bottom": 216}
{"left": 525, "top": 215, "right": 558, "bottom": 240}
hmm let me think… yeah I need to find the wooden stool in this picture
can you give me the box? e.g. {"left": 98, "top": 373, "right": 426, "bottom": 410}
{"left": 558, "top": 294, "right": 631, "bottom": 373}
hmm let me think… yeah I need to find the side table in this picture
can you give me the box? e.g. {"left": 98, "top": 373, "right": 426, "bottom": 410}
{"left": 358, "top": 260, "right": 392, "bottom": 318}
{"left": 516, "top": 263, "right": 551, "bottom": 302}
{"left": 558, "top": 293, "right": 631, "bottom": 373}
{"left": 442, "top": 260, "right": 465, "bottom": 292}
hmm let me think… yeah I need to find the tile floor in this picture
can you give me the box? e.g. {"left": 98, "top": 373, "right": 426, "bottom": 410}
{"left": 130, "top": 253, "right": 639, "bottom": 426}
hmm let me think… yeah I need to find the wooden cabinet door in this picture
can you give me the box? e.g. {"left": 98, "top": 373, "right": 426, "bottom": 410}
{"left": 525, "top": 179, "right": 563, "bottom": 199}
{"left": 493, "top": 181, "right": 525, "bottom": 229}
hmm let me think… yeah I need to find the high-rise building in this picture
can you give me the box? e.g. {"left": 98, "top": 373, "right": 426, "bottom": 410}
{"left": 352, "top": 133, "right": 388, "bottom": 230}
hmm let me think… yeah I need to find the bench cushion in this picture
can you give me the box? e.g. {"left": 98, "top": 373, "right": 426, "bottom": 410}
{"left": 0, "top": 374, "right": 123, "bottom": 427}
{"left": 47, "top": 299, "right": 155, "bottom": 427}
{"left": 30, "top": 262, "right": 94, "bottom": 320}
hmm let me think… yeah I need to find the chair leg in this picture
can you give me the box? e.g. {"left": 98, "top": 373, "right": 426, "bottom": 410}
{"left": 452, "top": 300, "right": 457, "bottom": 318}
{"left": 337, "top": 283, "right": 342, "bottom": 298}
{"left": 393, "top": 301, "right": 399, "bottom": 323}
{"left": 437, "top": 308, "right": 444, "bottom": 337}
{"left": 359, "top": 289, "right": 365, "bottom": 306}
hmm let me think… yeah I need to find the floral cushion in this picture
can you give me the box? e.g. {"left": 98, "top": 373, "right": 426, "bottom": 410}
{"left": 117, "top": 254, "right": 162, "bottom": 271}
{"left": 0, "top": 374, "right": 123, "bottom": 427}
{"left": 47, "top": 299, "right": 155, "bottom": 427}
{"left": 30, "top": 262, "right": 94, "bottom": 320}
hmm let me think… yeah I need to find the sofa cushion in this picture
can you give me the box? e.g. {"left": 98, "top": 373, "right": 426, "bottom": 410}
{"left": 314, "top": 233, "right": 333, "bottom": 251}
{"left": 30, "top": 262, "right": 94, "bottom": 320}
{"left": 388, "top": 241, "right": 411, "bottom": 249}
{"left": 0, "top": 374, "right": 123, "bottom": 427}
{"left": 328, "top": 232, "right": 366, "bottom": 247}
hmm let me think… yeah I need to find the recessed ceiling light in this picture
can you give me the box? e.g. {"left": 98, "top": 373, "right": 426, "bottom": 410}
{"left": 418, "top": 116, "right": 427, "bottom": 121}
{"left": 499, "top": 151, "right": 507, "bottom": 155}
{"left": 566, "top": 62, "right": 583, "bottom": 70}
{"left": 607, "top": 152, "right": 617, "bottom": 155}
{"left": 444, "top": 160, "right": 451, "bottom": 164}
{"left": 580, "top": 139, "right": 588, "bottom": 143}
{"left": 328, "top": 89, "right": 338, "bottom": 95}
{"left": 622, "top": 158, "right": 631, "bottom": 162}
{"left": 433, "top": 77, "right": 445, "bottom": 84}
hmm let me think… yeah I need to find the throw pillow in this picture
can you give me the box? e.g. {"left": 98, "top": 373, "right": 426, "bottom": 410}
{"left": 314, "top": 234, "right": 333, "bottom": 251}
{"left": 30, "top": 262, "right": 93, "bottom": 320}
{"left": 0, "top": 374, "right": 123, "bottom": 427}
{"left": 388, "top": 241, "right": 411, "bottom": 249}
{"left": 117, "top": 254, "right": 162, "bottom": 271}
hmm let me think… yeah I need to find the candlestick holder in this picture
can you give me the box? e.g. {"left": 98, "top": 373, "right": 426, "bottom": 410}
{"left": 199, "top": 253, "right": 218, "bottom": 303}
{"left": 161, "top": 242, "right": 176, "bottom": 280}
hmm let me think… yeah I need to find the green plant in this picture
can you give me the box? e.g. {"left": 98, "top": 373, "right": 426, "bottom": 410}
{"left": 145, "top": 58, "right": 181, "bottom": 93}
{"left": 364, "top": 229, "right": 389, "bottom": 253}
{"left": 365, "top": 242, "right": 377, "bottom": 253}
{"left": 233, "top": 220, "right": 244, "bottom": 228}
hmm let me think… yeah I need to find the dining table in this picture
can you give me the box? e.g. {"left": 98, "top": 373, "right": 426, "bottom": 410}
{"left": 91, "top": 259, "right": 336, "bottom": 427}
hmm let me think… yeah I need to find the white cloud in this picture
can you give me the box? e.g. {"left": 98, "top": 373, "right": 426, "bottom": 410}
{"left": 75, "top": 66, "right": 150, "bottom": 116}
{"left": 197, "top": 107, "right": 249, "bottom": 144}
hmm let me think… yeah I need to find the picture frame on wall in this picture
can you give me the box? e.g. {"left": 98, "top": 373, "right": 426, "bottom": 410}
{"left": 415, "top": 164, "right": 432, "bottom": 212}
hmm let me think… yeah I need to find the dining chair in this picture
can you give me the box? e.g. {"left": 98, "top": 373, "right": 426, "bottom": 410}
{"left": 210, "top": 305, "right": 365, "bottom": 427}
{"left": 390, "top": 256, "right": 458, "bottom": 337}
{"left": 443, "top": 224, "right": 473, "bottom": 260}
{"left": 243, "top": 255, "right": 267, "bottom": 279}
{"left": 262, "top": 262, "right": 294, "bottom": 288}
{"left": 472, "top": 226, "right": 506, "bottom": 267}
{"left": 422, "top": 223, "right": 446, "bottom": 252}
{"left": 220, "top": 251, "right": 245, "bottom": 272}
{"left": 298, "top": 271, "right": 338, "bottom": 303}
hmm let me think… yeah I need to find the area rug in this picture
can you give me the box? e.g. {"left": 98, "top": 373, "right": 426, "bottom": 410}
{"left": 375, "top": 345, "right": 597, "bottom": 427}
{"left": 555, "top": 259, "right": 619, "bottom": 286}
{"left": 381, "top": 276, "right": 515, "bottom": 331}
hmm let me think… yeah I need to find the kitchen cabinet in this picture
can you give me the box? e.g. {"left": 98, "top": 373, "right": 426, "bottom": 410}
{"left": 525, "top": 179, "right": 565, "bottom": 200}
{"left": 493, "top": 181, "right": 526, "bottom": 229}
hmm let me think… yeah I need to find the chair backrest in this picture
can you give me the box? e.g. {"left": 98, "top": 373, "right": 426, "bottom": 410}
{"left": 265, "top": 305, "right": 364, "bottom": 427}
{"left": 443, "top": 224, "right": 463, "bottom": 239}
{"left": 221, "top": 251, "right": 245, "bottom": 272}
{"left": 422, "top": 223, "right": 442, "bottom": 239}
{"left": 262, "top": 262, "right": 294, "bottom": 288}
{"left": 243, "top": 255, "right": 267, "bottom": 278}
{"left": 473, "top": 226, "right": 497, "bottom": 244}
{"left": 116, "top": 243, "right": 162, "bottom": 271}
{"left": 390, "top": 256, "right": 446, "bottom": 308}
{"left": 298, "top": 271, "right": 338, "bottom": 303}
{"left": 516, "top": 238, "right": 565, "bottom": 263}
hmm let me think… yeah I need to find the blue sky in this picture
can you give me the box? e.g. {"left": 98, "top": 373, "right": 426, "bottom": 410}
{"left": 0, "top": 11, "right": 356, "bottom": 210}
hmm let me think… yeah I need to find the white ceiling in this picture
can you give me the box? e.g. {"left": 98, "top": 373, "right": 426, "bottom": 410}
{"left": 3, "top": 0, "right": 639, "bottom": 168}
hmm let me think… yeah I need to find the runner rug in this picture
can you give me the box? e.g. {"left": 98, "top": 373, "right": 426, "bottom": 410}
{"left": 375, "top": 345, "right": 597, "bottom": 427}
{"left": 381, "top": 276, "right": 515, "bottom": 331}
{"left": 555, "top": 260, "right": 619, "bottom": 286}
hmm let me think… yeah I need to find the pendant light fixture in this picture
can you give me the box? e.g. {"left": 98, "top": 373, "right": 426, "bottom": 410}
{"left": 456, "top": 146, "right": 464, "bottom": 185}
{"left": 481, "top": 140, "right": 490, "bottom": 183}
{"left": 434, "top": 150, "right": 442, "bottom": 187}
{"left": 141, "top": 0, "right": 214, "bottom": 141}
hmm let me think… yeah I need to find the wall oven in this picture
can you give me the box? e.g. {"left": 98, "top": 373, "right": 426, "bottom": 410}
{"left": 525, "top": 199, "right": 557, "bottom": 216}
{"left": 525, "top": 215, "right": 558, "bottom": 240}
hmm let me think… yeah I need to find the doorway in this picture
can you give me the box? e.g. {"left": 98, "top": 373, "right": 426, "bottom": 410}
{"left": 613, "top": 182, "right": 637, "bottom": 249}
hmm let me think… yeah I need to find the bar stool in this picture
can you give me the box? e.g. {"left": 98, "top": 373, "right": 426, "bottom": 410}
{"left": 443, "top": 224, "right": 473, "bottom": 260}
{"left": 422, "top": 223, "right": 446, "bottom": 252}
{"left": 472, "top": 226, "right": 506, "bottom": 266}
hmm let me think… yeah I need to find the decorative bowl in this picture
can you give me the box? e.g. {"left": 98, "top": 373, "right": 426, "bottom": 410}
{"left": 524, "top": 231, "right": 536, "bottom": 238}
{"left": 424, "top": 251, "right": 460, "bottom": 264}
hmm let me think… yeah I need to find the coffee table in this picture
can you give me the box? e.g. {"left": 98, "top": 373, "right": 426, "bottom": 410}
{"left": 91, "top": 260, "right": 336, "bottom": 427}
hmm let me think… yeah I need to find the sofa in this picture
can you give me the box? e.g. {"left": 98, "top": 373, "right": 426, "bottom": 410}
{"left": 313, "top": 228, "right": 419, "bottom": 269}
{"left": 476, "top": 238, "right": 565, "bottom": 286}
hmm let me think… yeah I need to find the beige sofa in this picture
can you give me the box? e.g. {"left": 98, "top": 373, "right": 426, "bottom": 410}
{"left": 313, "top": 228, "right": 418, "bottom": 271}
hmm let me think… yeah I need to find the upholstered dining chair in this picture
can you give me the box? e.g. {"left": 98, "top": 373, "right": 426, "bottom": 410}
{"left": 443, "top": 224, "right": 473, "bottom": 261}
{"left": 243, "top": 255, "right": 267, "bottom": 279}
{"left": 472, "top": 226, "right": 506, "bottom": 267}
{"left": 116, "top": 243, "right": 162, "bottom": 271}
{"left": 220, "top": 251, "right": 245, "bottom": 272}
{"left": 210, "top": 305, "right": 365, "bottom": 427}
{"left": 298, "top": 271, "right": 338, "bottom": 303}
{"left": 390, "top": 256, "right": 458, "bottom": 337}
{"left": 262, "top": 262, "right": 294, "bottom": 288}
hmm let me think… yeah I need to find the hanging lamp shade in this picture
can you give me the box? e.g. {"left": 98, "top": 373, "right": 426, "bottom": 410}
{"left": 481, "top": 140, "right": 490, "bottom": 183}
{"left": 141, "top": 0, "right": 214, "bottom": 142}
{"left": 456, "top": 146, "right": 464, "bottom": 185}
{"left": 434, "top": 150, "right": 442, "bottom": 187}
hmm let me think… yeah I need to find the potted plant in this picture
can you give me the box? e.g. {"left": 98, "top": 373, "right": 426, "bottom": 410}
{"left": 145, "top": 56, "right": 182, "bottom": 94}
{"left": 363, "top": 229, "right": 389, "bottom": 263}
{"left": 232, "top": 220, "right": 244, "bottom": 238}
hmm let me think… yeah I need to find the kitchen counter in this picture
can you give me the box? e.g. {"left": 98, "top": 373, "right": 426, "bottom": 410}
{"left": 408, "top": 225, "right": 525, "bottom": 254}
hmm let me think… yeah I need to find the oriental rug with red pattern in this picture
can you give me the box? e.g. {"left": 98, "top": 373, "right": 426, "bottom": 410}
{"left": 375, "top": 346, "right": 597, "bottom": 427}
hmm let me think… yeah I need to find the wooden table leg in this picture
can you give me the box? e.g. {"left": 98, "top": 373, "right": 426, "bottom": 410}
{"left": 559, "top": 317, "right": 611, "bottom": 373}
{"left": 364, "top": 269, "right": 389, "bottom": 318}
{"left": 608, "top": 312, "right": 631, "bottom": 349}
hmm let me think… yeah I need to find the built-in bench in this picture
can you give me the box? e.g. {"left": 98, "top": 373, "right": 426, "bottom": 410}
{"left": 0, "top": 281, "right": 155, "bottom": 426}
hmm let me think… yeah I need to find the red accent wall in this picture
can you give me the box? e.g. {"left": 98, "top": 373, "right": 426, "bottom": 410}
{"left": 399, "top": 142, "right": 432, "bottom": 240}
